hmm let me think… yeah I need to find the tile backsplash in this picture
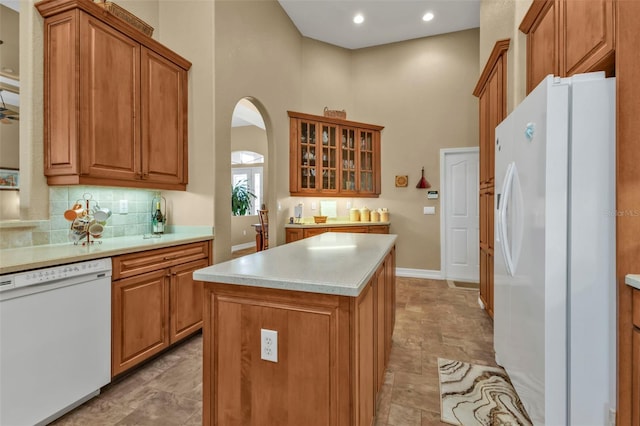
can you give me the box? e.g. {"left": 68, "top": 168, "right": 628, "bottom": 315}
{"left": 0, "top": 186, "right": 159, "bottom": 249}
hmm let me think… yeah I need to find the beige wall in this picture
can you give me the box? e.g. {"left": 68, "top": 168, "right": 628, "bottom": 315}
{"left": 10, "top": 0, "right": 484, "bottom": 274}
{"left": 212, "top": 0, "right": 303, "bottom": 263}
{"left": 281, "top": 30, "right": 480, "bottom": 271}
{"left": 480, "top": 0, "right": 532, "bottom": 113}
{"left": 353, "top": 30, "right": 480, "bottom": 271}
{"left": 155, "top": 0, "right": 216, "bottom": 234}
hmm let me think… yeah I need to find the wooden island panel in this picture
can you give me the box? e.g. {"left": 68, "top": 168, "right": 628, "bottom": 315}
{"left": 202, "top": 247, "right": 396, "bottom": 426}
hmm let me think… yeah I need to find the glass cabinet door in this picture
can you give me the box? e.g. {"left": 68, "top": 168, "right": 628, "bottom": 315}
{"left": 321, "top": 124, "right": 338, "bottom": 191}
{"left": 299, "top": 121, "right": 317, "bottom": 190}
{"left": 359, "top": 130, "right": 374, "bottom": 193}
{"left": 341, "top": 127, "right": 356, "bottom": 192}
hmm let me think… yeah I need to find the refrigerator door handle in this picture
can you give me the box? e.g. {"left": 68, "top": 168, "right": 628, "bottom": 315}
{"left": 498, "top": 162, "right": 522, "bottom": 277}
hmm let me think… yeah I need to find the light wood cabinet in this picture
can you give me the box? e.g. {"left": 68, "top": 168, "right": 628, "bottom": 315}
{"left": 633, "top": 327, "right": 640, "bottom": 426}
{"left": 37, "top": 0, "right": 191, "bottom": 191}
{"left": 285, "top": 224, "right": 390, "bottom": 243}
{"left": 473, "top": 40, "right": 508, "bottom": 318}
{"left": 202, "top": 248, "right": 396, "bottom": 426}
{"left": 112, "top": 269, "right": 169, "bottom": 377}
{"left": 111, "top": 241, "right": 212, "bottom": 377}
{"left": 617, "top": 3, "right": 640, "bottom": 423}
{"left": 633, "top": 289, "right": 640, "bottom": 426}
{"left": 520, "top": 0, "right": 615, "bottom": 93}
{"left": 288, "top": 111, "right": 383, "bottom": 197}
{"left": 559, "top": 0, "right": 615, "bottom": 77}
{"left": 521, "top": 0, "right": 558, "bottom": 93}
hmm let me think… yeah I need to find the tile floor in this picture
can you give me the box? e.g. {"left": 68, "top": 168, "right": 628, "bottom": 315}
{"left": 51, "top": 277, "right": 495, "bottom": 426}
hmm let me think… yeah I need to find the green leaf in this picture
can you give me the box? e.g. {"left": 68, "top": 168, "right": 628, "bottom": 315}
{"left": 231, "top": 180, "right": 257, "bottom": 216}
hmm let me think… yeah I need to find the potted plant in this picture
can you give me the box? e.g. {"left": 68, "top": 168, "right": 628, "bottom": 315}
{"left": 231, "top": 180, "right": 256, "bottom": 216}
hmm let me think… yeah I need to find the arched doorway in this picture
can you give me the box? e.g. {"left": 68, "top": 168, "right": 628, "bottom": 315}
{"left": 230, "top": 98, "right": 268, "bottom": 254}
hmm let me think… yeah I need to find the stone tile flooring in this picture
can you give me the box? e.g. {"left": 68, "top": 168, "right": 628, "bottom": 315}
{"left": 51, "top": 277, "right": 495, "bottom": 426}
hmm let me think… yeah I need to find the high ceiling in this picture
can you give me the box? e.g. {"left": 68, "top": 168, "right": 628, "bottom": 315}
{"left": 277, "top": 0, "right": 480, "bottom": 50}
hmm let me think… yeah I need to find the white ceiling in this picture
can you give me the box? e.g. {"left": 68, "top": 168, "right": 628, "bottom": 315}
{"left": 277, "top": 0, "right": 480, "bottom": 50}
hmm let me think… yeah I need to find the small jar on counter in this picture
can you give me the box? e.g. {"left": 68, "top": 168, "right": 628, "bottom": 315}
{"left": 360, "top": 206, "right": 371, "bottom": 222}
{"left": 349, "top": 208, "right": 360, "bottom": 222}
{"left": 371, "top": 210, "right": 380, "bottom": 222}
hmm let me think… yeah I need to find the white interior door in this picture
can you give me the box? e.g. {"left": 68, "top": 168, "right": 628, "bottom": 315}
{"left": 442, "top": 148, "right": 479, "bottom": 281}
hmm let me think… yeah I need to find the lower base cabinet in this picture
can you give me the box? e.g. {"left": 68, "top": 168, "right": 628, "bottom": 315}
{"left": 203, "top": 248, "right": 396, "bottom": 426}
{"left": 111, "top": 241, "right": 212, "bottom": 377}
{"left": 633, "top": 289, "right": 640, "bottom": 425}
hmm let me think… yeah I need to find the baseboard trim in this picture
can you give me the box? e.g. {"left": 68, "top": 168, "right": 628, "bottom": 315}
{"left": 232, "top": 242, "right": 255, "bottom": 251}
{"left": 396, "top": 268, "right": 443, "bottom": 280}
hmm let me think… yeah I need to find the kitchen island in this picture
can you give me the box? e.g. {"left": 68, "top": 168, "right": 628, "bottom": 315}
{"left": 193, "top": 232, "right": 397, "bottom": 426}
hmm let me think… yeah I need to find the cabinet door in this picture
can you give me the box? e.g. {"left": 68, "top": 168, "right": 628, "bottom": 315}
{"left": 355, "top": 282, "right": 375, "bottom": 426}
{"left": 526, "top": 0, "right": 558, "bottom": 93}
{"left": 297, "top": 120, "right": 318, "bottom": 193}
{"left": 286, "top": 228, "right": 304, "bottom": 243}
{"left": 340, "top": 127, "right": 357, "bottom": 193}
{"left": 79, "top": 12, "right": 141, "bottom": 181}
{"left": 384, "top": 249, "right": 396, "bottom": 365}
{"left": 169, "top": 258, "right": 208, "bottom": 343}
{"left": 112, "top": 269, "right": 169, "bottom": 376}
{"left": 633, "top": 328, "right": 640, "bottom": 426}
{"left": 358, "top": 129, "right": 377, "bottom": 196}
{"left": 374, "top": 265, "right": 386, "bottom": 393}
{"left": 479, "top": 249, "right": 490, "bottom": 313}
{"left": 560, "top": 0, "right": 614, "bottom": 76}
{"left": 319, "top": 123, "right": 339, "bottom": 193}
{"left": 44, "top": 10, "right": 79, "bottom": 177}
{"left": 141, "top": 47, "right": 188, "bottom": 186}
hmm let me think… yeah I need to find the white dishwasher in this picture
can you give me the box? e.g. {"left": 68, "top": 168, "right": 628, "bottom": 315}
{"left": 0, "top": 258, "right": 112, "bottom": 426}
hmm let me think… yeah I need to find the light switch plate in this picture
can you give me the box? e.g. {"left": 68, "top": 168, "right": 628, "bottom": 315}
{"left": 423, "top": 206, "right": 436, "bottom": 215}
{"left": 119, "top": 200, "right": 128, "bottom": 214}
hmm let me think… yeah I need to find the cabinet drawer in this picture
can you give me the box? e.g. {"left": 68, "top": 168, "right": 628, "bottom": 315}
{"left": 368, "top": 225, "right": 389, "bottom": 234}
{"left": 633, "top": 288, "right": 640, "bottom": 328}
{"left": 113, "top": 241, "right": 210, "bottom": 279}
{"left": 329, "top": 226, "right": 369, "bottom": 233}
{"left": 303, "top": 228, "right": 330, "bottom": 238}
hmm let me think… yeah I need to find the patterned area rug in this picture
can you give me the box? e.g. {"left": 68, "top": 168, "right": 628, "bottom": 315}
{"left": 438, "top": 358, "right": 532, "bottom": 426}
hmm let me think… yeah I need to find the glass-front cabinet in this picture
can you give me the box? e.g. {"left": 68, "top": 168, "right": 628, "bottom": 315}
{"left": 289, "top": 111, "right": 383, "bottom": 197}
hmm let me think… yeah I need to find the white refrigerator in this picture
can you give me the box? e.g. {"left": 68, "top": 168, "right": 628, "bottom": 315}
{"left": 493, "top": 72, "right": 616, "bottom": 425}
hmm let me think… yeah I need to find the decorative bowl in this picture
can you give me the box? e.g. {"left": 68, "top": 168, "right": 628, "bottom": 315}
{"left": 313, "top": 216, "right": 328, "bottom": 224}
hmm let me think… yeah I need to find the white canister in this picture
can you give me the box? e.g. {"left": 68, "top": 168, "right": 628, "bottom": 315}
{"left": 380, "top": 211, "right": 390, "bottom": 222}
{"left": 371, "top": 210, "right": 380, "bottom": 222}
{"left": 360, "top": 206, "right": 371, "bottom": 222}
{"left": 349, "top": 208, "right": 360, "bottom": 222}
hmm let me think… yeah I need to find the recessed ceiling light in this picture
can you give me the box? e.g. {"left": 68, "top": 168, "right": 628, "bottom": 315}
{"left": 422, "top": 12, "right": 434, "bottom": 22}
{"left": 353, "top": 14, "right": 364, "bottom": 24}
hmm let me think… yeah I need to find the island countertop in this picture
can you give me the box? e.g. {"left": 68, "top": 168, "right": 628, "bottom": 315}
{"left": 626, "top": 274, "right": 640, "bottom": 290}
{"left": 194, "top": 232, "right": 397, "bottom": 297}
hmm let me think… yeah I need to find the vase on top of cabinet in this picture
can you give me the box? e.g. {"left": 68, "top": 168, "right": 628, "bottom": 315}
{"left": 36, "top": 0, "right": 192, "bottom": 191}
{"left": 288, "top": 111, "right": 383, "bottom": 197}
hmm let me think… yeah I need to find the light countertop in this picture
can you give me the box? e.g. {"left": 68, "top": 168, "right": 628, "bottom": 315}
{"left": 625, "top": 274, "right": 640, "bottom": 290}
{"left": 284, "top": 220, "right": 390, "bottom": 228}
{"left": 0, "top": 229, "right": 214, "bottom": 275}
{"left": 194, "top": 232, "right": 397, "bottom": 297}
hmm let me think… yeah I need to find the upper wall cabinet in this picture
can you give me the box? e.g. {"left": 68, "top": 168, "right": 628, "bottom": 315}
{"left": 36, "top": 0, "right": 192, "bottom": 190}
{"left": 288, "top": 111, "right": 383, "bottom": 198}
{"left": 520, "top": 0, "right": 615, "bottom": 93}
